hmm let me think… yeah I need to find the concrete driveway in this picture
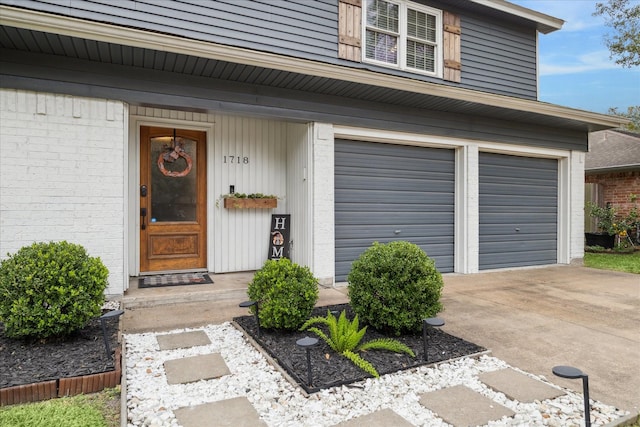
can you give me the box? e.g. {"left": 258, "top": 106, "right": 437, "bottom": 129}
{"left": 440, "top": 265, "right": 639, "bottom": 414}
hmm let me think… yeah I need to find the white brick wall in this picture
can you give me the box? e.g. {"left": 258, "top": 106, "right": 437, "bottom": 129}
{"left": 312, "top": 123, "right": 335, "bottom": 285}
{"left": 0, "top": 89, "right": 127, "bottom": 296}
{"left": 570, "top": 151, "right": 586, "bottom": 263}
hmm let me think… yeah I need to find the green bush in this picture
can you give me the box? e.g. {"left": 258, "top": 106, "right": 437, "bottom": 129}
{"left": 347, "top": 241, "right": 443, "bottom": 335}
{"left": 247, "top": 258, "right": 318, "bottom": 330}
{"left": 0, "top": 241, "right": 109, "bottom": 339}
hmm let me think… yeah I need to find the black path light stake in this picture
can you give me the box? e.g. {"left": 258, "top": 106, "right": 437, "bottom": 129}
{"left": 296, "top": 336, "right": 319, "bottom": 387}
{"left": 239, "top": 300, "right": 260, "bottom": 337}
{"left": 422, "top": 317, "right": 445, "bottom": 361}
{"left": 99, "top": 309, "right": 124, "bottom": 360}
{"left": 552, "top": 365, "right": 591, "bottom": 427}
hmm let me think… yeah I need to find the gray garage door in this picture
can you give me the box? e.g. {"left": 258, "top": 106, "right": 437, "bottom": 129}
{"left": 479, "top": 152, "right": 558, "bottom": 270}
{"left": 335, "top": 139, "right": 455, "bottom": 282}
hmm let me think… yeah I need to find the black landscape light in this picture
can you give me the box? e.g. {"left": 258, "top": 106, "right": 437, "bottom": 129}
{"left": 239, "top": 300, "right": 261, "bottom": 337}
{"left": 99, "top": 309, "right": 124, "bottom": 360}
{"left": 296, "top": 336, "right": 319, "bottom": 386}
{"left": 422, "top": 317, "right": 445, "bottom": 361}
{"left": 552, "top": 365, "right": 591, "bottom": 427}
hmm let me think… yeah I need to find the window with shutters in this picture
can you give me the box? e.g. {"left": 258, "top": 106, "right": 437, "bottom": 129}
{"left": 362, "top": 0, "right": 442, "bottom": 77}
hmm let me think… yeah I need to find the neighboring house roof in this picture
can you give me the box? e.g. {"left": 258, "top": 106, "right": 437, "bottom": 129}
{"left": 586, "top": 130, "right": 640, "bottom": 172}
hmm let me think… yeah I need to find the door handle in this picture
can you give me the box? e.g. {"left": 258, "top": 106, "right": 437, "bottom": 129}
{"left": 141, "top": 207, "right": 147, "bottom": 230}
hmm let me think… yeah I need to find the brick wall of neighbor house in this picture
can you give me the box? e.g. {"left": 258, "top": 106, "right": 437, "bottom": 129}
{"left": 586, "top": 171, "right": 640, "bottom": 216}
{"left": 0, "top": 89, "right": 127, "bottom": 296}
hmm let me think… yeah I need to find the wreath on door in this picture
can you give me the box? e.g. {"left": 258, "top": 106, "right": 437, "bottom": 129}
{"left": 157, "top": 139, "right": 192, "bottom": 178}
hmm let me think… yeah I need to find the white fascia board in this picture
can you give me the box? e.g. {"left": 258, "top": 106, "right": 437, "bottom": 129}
{"left": 469, "top": 0, "right": 564, "bottom": 34}
{"left": 1, "top": 5, "right": 626, "bottom": 130}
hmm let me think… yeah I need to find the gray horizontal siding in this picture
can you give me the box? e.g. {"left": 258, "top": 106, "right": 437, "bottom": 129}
{"left": 479, "top": 153, "right": 558, "bottom": 270}
{"left": 0, "top": 47, "right": 589, "bottom": 152}
{"left": 461, "top": 15, "right": 538, "bottom": 99}
{"left": 335, "top": 140, "right": 455, "bottom": 281}
{"left": 1, "top": 0, "right": 338, "bottom": 59}
{"left": 3, "top": 0, "right": 540, "bottom": 99}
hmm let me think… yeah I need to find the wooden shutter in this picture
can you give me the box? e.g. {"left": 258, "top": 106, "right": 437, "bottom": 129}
{"left": 338, "top": 0, "right": 362, "bottom": 61}
{"left": 443, "top": 11, "right": 461, "bottom": 83}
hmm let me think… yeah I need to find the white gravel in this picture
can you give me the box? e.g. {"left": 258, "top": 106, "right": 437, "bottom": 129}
{"left": 124, "top": 323, "right": 628, "bottom": 427}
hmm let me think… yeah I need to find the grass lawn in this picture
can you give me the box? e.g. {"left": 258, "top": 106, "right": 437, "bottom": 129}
{"left": 584, "top": 251, "right": 640, "bottom": 274}
{"left": 0, "top": 387, "right": 120, "bottom": 427}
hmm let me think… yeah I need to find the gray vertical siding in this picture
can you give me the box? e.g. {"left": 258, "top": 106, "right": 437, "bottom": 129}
{"left": 479, "top": 152, "right": 558, "bottom": 270}
{"left": 335, "top": 140, "right": 455, "bottom": 282}
{"left": 2, "top": 0, "right": 539, "bottom": 99}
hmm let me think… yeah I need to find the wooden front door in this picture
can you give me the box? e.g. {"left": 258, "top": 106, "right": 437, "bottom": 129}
{"left": 140, "top": 126, "right": 207, "bottom": 272}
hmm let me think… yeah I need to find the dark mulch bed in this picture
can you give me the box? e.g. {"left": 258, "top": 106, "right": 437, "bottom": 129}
{"left": 0, "top": 313, "right": 120, "bottom": 389}
{"left": 234, "top": 304, "right": 486, "bottom": 393}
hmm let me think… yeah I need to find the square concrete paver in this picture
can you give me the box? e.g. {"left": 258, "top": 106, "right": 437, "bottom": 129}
{"left": 479, "top": 368, "right": 564, "bottom": 403}
{"left": 164, "top": 353, "right": 230, "bottom": 385}
{"left": 334, "top": 408, "right": 414, "bottom": 427}
{"left": 157, "top": 330, "right": 211, "bottom": 350}
{"left": 420, "top": 385, "right": 515, "bottom": 427}
{"left": 174, "top": 396, "right": 267, "bottom": 427}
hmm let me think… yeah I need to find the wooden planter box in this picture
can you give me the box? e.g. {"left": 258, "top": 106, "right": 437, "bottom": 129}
{"left": 224, "top": 197, "right": 277, "bottom": 209}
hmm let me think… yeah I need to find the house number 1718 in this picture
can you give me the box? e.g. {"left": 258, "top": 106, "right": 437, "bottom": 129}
{"left": 223, "top": 156, "right": 249, "bottom": 164}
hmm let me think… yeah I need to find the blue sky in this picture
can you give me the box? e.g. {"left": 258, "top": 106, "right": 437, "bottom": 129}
{"left": 511, "top": 0, "right": 639, "bottom": 114}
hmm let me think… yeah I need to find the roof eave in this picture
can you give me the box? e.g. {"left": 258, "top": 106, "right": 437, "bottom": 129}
{"left": 1, "top": 5, "right": 625, "bottom": 131}
{"left": 469, "top": 0, "right": 564, "bottom": 34}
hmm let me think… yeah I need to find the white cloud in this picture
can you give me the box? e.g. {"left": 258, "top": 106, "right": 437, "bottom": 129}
{"left": 540, "top": 50, "right": 619, "bottom": 75}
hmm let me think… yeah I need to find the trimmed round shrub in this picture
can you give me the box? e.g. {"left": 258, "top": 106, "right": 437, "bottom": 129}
{"left": 247, "top": 258, "right": 319, "bottom": 330}
{"left": 347, "top": 241, "right": 443, "bottom": 335}
{"left": 0, "top": 241, "right": 109, "bottom": 339}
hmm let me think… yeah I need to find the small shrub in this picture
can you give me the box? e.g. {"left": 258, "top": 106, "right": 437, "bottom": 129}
{"left": 347, "top": 241, "right": 443, "bottom": 336}
{"left": 247, "top": 258, "right": 318, "bottom": 330}
{"left": 0, "top": 241, "right": 109, "bottom": 339}
{"left": 300, "top": 310, "right": 415, "bottom": 377}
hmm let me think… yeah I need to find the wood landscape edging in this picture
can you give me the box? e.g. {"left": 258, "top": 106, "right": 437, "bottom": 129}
{"left": 0, "top": 346, "right": 121, "bottom": 406}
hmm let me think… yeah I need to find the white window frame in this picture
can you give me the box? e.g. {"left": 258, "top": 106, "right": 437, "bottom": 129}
{"left": 362, "top": 0, "right": 443, "bottom": 78}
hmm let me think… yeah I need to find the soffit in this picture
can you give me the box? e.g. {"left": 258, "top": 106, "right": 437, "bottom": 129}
{"left": 0, "top": 6, "right": 625, "bottom": 133}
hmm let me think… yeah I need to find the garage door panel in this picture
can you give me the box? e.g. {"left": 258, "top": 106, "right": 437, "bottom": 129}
{"left": 336, "top": 176, "right": 454, "bottom": 192}
{"left": 335, "top": 140, "right": 455, "bottom": 281}
{"left": 479, "top": 152, "right": 558, "bottom": 270}
{"left": 336, "top": 225, "right": 454, "bottom": 239}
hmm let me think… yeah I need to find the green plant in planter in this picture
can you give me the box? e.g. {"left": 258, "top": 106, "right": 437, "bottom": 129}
{"left": 0, "top": 241, "right": 109, "bottom": 339}
{"left": 348, "top": 241, "right": 444, "bottom": 336}
{"left": 587, "top": 201, "right": 639, "bottom": 236}
{"left": 247, "top": 258, "right": 318, "bottom": 330}
{"left": 300, "top": 310, "right": 415, "bottom": 378}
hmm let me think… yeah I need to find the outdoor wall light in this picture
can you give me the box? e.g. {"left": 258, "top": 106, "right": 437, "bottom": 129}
{"left": 99, "top": 309, "right": 124, "bottom": 360}
{"left": 239, "top": 300, "right": 261, "bottom": 337}
{"left": 422, "top": 317, "right": 445, "bottom": 361}
{"left": 296, "top": 336, "right": 319, "bottom": 387}
{"left": 552, "top": 365, "right": 591, "bottom": 427}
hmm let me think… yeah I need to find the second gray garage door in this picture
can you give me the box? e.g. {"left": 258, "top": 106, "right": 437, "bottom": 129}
{"left": 335, "top": 139, "right": 455, "bottom": 282}
{"left": 479, "top": 152, "right": 558, "bottom": 270}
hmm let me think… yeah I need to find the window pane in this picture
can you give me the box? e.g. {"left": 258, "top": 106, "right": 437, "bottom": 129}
{"left": 407, "top": 8, "right": 436, "bottom": 42}
{"left": 366, "top": 30, "right": 398, "bottom": 64}
{"left": 367, "top": 0, "right": 399, "bottom": 33}
{"left": 406, "top": 40, "right": 435, "bottom": 72}
{"left": 150, "top": 135, "right": 197, "bottom": 222}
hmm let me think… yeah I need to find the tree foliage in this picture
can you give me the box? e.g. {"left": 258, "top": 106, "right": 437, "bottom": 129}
{"left": 608, "top": 106, "right": 640, "bottom": 132}
{"left": 594, "top": 0, "right": 640, "bottom": 67}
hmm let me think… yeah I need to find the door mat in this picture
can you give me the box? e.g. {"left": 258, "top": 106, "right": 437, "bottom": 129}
{"left": 138, "top": 273, "right": 213, "bottom": 289}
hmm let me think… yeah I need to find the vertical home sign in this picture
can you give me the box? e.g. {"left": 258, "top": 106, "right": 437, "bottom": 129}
{"left": 268, "top": 214, "right": 290, "bottom": 260}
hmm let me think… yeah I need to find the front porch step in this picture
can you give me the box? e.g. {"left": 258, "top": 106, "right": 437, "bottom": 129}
{"left": 122, "top": 287, "right": 249, "bottom": 309}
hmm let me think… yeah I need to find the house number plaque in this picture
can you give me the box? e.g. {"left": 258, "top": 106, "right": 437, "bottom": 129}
{"left": 223, "top": 156, "right": 249, "bottom": 164}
